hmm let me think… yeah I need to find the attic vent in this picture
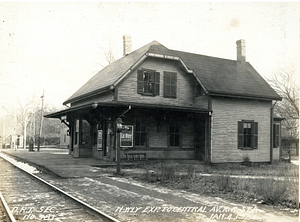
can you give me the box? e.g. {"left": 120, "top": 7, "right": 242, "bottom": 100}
{"left": 123, "top": 34, "right": 132, "bottom": 56}
{"left": 236, "top": 39, "right": 246, "bottom": 63}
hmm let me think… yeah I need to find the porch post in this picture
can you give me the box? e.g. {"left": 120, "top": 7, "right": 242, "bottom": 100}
{"left": 205, "top": 112, "right": 212, "bottom": 163}
{"left": 116, "top": 118, "right": 123, "bottom": 175}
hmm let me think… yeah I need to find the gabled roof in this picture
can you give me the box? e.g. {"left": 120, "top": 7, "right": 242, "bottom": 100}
{"left": 64, "top": 41, "right": 281, "bottom": 105}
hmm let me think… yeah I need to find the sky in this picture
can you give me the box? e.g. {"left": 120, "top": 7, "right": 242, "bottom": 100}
{"left": 0, "top": 2, "right": 299, "bottom": 115}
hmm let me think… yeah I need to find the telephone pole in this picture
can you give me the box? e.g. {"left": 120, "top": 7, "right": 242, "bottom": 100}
{"left": 37, "top": 89, "right": 44, "bottom": 151}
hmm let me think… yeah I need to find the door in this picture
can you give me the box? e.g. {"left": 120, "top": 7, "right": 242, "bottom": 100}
{"left": 73, "top": 119, "right": 80, "bottom": 157}
{"left": 80, "top": 119, "right": 92, "bottom": 157}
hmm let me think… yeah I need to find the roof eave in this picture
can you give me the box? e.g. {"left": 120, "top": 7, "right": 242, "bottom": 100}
{"left": 208, "top": 91, "right": 282, "bottom": 101}
{"left": 63, "top": 85, "right": 113, "bottom": 105}
{"left": 45, "top": 101, "right": 210, "bottom": 119}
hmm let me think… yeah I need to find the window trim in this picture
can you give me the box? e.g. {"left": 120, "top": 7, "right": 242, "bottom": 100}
{"left": 273, "top": 123, "right": 280, "bottom": 148}
{"left": 237, "top": 120, "right": 258, "bottom": 150}
{"left": 137, "top": 69, "right": 160, "bottom": 96}
{"left": 168, "top": 120, "right": 181, "bottom": 148}
{"left": 134, "top": 118, "right": 148, "bottom": 148}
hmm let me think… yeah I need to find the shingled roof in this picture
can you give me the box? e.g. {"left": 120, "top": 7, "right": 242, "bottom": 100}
{"left": 64, "top": 41, "right": 281, "bottom": 105}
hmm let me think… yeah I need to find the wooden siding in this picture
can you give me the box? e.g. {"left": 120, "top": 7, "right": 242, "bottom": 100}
{"left": 117, "top": 57, "right": 197, "bottom": 108}
{"left": 148, "top": 116, "right": 168, "bottom": 148}
{"left": 211, "top": 97, "right": 271, "bottom": 163}
{"left": 194, "top": 95, "right": 209, "bottom": 109}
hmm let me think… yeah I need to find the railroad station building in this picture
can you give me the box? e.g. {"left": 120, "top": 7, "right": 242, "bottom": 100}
{"left": 45, "top": 36, "right": 282, "bottom": 163}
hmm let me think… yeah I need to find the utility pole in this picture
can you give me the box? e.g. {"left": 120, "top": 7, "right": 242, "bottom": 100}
{"left": 37, "top": 90, "right": 44, "bottom": 151}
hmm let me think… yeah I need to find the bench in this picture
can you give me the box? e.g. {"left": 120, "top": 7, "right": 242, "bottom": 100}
{"left": 125, "top": 152, "right": 147, "bottom": 161}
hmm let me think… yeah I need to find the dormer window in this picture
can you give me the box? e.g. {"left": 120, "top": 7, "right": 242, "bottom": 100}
{"left": 137, "top": 69, "right": 160, "bottom": 96}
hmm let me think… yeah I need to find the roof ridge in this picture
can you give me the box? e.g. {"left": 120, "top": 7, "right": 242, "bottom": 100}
{"left": 170, "top": 49, "right": 239, "bottom": 63}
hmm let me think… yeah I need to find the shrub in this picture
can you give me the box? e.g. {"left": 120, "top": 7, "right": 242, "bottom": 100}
{"left": 215, "top": 175, "right": 232, "bottom": 192}
{"left": 255, "top": 178, "right": 288, "bottom": 204}
{"left": 142, "top": 167, "right": 151, "bottom": 181}
{"left": 241, "top": 156, "right": 252, "bottom": 167}
{"left": 160, "top": 162, "right": 177, "bottom": 181}
{"left": 156, "top": 161, "right": 177, "bottom": 181}
{"left": 187, "top": 164, "right": 196, "bottom": 179}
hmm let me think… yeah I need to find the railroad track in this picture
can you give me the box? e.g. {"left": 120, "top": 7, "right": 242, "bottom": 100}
{"left": 0, "top": 153, "right": 120, "bottom": 222}
{"left": 0, "top": 191, "right": 16, "bottom": 222}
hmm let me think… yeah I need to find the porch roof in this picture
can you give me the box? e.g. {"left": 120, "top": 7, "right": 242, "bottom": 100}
{"left": 45, "top": 101, "right": 210, "bottom": 119}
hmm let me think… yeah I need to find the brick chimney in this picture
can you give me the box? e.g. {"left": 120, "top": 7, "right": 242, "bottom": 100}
{"left": 123, "top": 34, "right": 132, "bottom": 56}
{"left": 236, "top": 39, "right": 246, "bottom": 63}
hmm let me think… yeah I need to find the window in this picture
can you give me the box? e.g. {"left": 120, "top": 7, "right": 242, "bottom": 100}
{"left": 80, "top": 119, "right": 90, "bottom": 145}
{"left": 238, "top": 121, "right": 258, "bottom": 149}
{"left": 135, "top": 119, "right": 147, "bottom": 147}
{"left": 137, "top": 69, "right": 160, "bottom": 96}
{"left": 273, "top": 123, "right": 280, "bottom": 148}
{"left": 169, "top": 121, "right": 181, "bottom": 147}
{"left": 164, "top": 71, "right": 177, "bottom": 98}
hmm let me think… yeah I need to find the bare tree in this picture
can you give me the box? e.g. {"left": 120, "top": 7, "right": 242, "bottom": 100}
{"left": 101, "top": 38, "right": 116, "bottom": 64}
{"left": 268, "top": 65, "right": 299, "bottom": 152}
{"left": 16, "top": 96, "right": 37, "bottom": 149}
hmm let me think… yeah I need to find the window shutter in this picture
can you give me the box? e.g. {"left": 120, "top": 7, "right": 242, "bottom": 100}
{"left": 163, "top": 72, "right": 177, "bottom": 98}
{"left": 238, "top": 121, "right": 244, "bottom": 149}
{"left": 154, "top": 72, "right": 160, "bottom": 95}
{"left": 253, "top": 122, "right": 258, "bottom": 149}
{"left": 137, "top": 70, "right": 144, "bottom": 94}
{"left": 273, "top": 124, "right": 280, "bottom": 148}
{"left": 170, "top": 73, "right": 177, "bottom": 97}
{"left": 164, "top": 72, "right": 169, "bottom": 97}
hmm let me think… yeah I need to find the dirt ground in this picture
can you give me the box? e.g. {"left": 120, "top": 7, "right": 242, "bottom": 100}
{"left": 38, "top": 164, "right": 299, "bottom": 222}
{"left": 1, "top": 150, "right": 298, "bottom": 222}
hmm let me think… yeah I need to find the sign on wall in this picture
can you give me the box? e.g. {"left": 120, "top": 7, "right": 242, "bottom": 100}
{"left": 120, "top": 125, "right": 133, "bottom": 147}
{"left": 97, "top": 130, "right": 103, "bottom": 150}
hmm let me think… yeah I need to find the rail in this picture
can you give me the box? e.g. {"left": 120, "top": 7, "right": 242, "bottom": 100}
{"left": 0, "top": 191, "right": 17, "bottom": 222}
{"left": 0, "top": 153, "right": 120, "bottom": 222}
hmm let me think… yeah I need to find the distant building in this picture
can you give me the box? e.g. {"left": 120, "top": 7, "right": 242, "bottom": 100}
{"left": 46, "top": 36, "right": 282, "bottom": 163}
{"left": 7, "top": 134, "right": 23, "bottom": 149}
{"left": 59, "top": 124, "right": 70, "bottom": 149}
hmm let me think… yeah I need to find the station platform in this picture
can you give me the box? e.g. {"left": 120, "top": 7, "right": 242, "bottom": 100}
{"left": 0, "top": 148, "right": 145, "bottom": 178}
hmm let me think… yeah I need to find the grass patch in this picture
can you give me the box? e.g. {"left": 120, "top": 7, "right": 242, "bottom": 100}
{"left": 139, "top": 160, "right": 299, "bottom": 209}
